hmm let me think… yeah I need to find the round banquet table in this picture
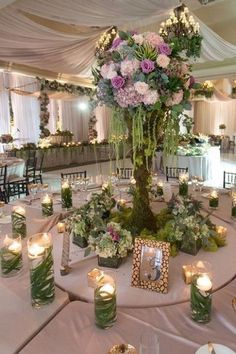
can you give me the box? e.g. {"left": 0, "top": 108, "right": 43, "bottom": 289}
{"left": 51, "top": 215, "right": 236, "bottom": 308}
{"left": 1, "top": 158, "right": 25, "bottom": 181}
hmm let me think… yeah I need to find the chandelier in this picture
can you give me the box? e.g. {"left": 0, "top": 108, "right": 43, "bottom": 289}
{"left": 159, "top": 4, "right": 202, "bottom": 58}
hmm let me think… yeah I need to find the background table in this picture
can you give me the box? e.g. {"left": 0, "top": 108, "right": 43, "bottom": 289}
{"left": 51, "top": 215, "right": 236, "bottom": 307}
{"left": 1, "top": 158, "right": 25, "bottom": 181}
{"left": 19, "top": 278, "right": 236, "bottom": 354}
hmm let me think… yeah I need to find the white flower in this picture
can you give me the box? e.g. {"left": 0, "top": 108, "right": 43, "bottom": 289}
{"left": 156, "top": 54, "right": 170, "bottom": 69}
{"left": 132, "top": 34, "right": 144, "bottom": 45}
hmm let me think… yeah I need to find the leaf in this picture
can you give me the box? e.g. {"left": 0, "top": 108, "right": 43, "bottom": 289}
{"left": 161, "top": 73, "right": 169, "bottom": 83}
{"left": 118, "top": 31, "right": 129, "bottom": 40}
{"left": 84, "top": 247, "right": 92, "bottom": 257}
{"left": 183, "top": 101, "right": 192, "bottom": 110}
{"left": 172, "top": 104, "right": 183, "bottom": 113}
{"left": 111, "top": 51, "right": 121, "bottom": 62}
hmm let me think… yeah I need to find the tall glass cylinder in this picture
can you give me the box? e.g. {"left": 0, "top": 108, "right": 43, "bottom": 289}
{"left": 209, "top": 189, "right": 219, "bottom": 209}
{"left": 27, "top": 233, "right": 55, "bottom": 308}
{"left": 12, "top": 206, "right": 26, "bottom": 238}
{"left": 191, "top": 261, "right": 212, "bottom": 323}
{"left": 0, "top": 234, "right": 23, "bottom": 277}
{"left": 94, "top": 273, "right": 116, "bottom": 329}
{"left": 41, "top": 193, "right": 53, "bottom": 217}
{"left": 61, "top": 180, "right": 72, "bottom": 209}
{"left": 231, "top": 188, "right": 236, "bottom": 218}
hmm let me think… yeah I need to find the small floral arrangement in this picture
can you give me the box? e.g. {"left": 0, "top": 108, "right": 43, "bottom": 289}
{"left": 53, "top": 129, "right": 74, "bottom": 137}
{"left": 156, "top": 195, "right": 226, "bottom": 256}
{"left": 88, "top": 222, "right": 133, "bottom": 259}
{"left": 194, "top": 80, "right": 214, "bottom": 99}
{"left": 89, "top": 183, "right": 116, "bottom": 218}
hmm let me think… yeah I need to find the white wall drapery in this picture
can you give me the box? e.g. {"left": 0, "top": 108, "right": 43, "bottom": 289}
{"left": 193, "top": 100, "right": 236, "bottom": 138}
{"left": 95, "top": 105, "right": 111, "bottom": 142}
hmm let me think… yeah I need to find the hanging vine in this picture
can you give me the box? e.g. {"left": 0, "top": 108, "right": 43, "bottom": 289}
{"left": 38, "top": 91, "right": 50, "bottom": 138}
{"left": 88, "top": 112, "right": 98, "bottom": 142}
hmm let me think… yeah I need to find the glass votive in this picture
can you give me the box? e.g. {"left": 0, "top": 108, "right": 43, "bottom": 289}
{"left": 57, "top": 221, "right": 65, "bottom": 233}
{"left": 61, "top": 179, "right": 72, "bottom": 209}
{"left": 182, "top": 264, "right": 194, "bottom": 285}
{"left": 209, "top": 189, "right": 219, "bottom": 209}
{"left": 139, "top": 329, "right": 160, "bottom": 354}
{"left": 27, "top": 233, "right": 55, "bottom": 308}
{"left": 179, "top": 172, "right": 189, "bottom": 197}
{"left": 87, "top": 268, "right": 104, "bottom": 288}
{"left": 163, "top": 183, "right": 172, "bottom": 202}
{"left": 12, "top": 206, "right": 26, "bottom": 238}
{"left": 41, "top": 193, "right": 53, "bottom": 217}
{"left": 94, "top": 272, "right": 116, "bottom": 329}
{"left": 191, "top": 261, "right": 212, "bottom": 323}
{"left": 0, "top": 234, "right": 23, "bottom": 277}
{"left": 156, "top": 181, "right": 164, "bottom": 197}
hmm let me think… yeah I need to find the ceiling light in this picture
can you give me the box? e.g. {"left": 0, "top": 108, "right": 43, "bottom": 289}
{"left": 78, "top": 102, "right": 88, "bottom": 111}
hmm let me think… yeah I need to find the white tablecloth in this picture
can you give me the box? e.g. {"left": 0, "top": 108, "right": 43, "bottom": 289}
{"left": 154, "top": 146, "right": 220, "bottom": 181}
{"left": 19, "top": 278, "right": 236, "bottom": 354}
{"left": 0, "top": 158, "right": 25, "bottom": 181}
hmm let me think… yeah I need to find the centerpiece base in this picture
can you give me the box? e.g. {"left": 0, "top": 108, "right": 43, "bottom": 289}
{"left": 98, "top": 256, "right": 122, "bottom": 269}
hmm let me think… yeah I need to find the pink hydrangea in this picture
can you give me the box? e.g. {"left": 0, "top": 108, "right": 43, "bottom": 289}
{"left": 145, "top": 32, "right": 163, "bottom": 48}
{"left": 143, "top": 90, "right": 159, "bottom": 105}
{"left": 100, "top": 63, "right": 117, "bottom": 79}
{"left": 120, "top": 59, "right": 140, "bottom": 77}
{"left": 132, "top": 34, "right": 144, "bottom": 45}
{"left": 181, "top": 63, "right": 189, "bottom": 75}
{"left": 134, "top": 81, "right": 149, "bottom": 95}
{"left": 156, "top": 54, "right": 170, "bottom": 69}
{"left": 115, "top": 84, "right": 143, "bottom": 108}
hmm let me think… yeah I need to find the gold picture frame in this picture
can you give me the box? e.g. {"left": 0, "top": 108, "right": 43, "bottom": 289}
{"left": 131, "top": 239, "right": 170, "bottom": 293}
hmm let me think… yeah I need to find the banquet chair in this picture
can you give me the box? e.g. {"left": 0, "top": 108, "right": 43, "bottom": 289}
{"left": 24, "top": 157, "right": 37, "bottom": 183}
{"left": 117, "top": 167, "right": 133, "bottom": 179}
{"left": 0, "top": 165, "right": 7, "bottom": 203}
{"left": 165, "top": 167, "right": 188, "bottom": 181}
{"left": 34, "top": 153, "right": 44, "bottom": 184}
{"left": 7, "top": 178, "right": 29, "bottom": 200}
{"left": 61, "top": 170, "right": 87, "bottom": 180}
{"left": 223, "top": 171, "right": 236, "bottom": 189}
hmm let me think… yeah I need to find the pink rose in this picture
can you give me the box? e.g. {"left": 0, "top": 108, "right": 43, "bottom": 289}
{"left": 145, "top": 32, "right": 163, "bottom": 48}
{"left": 181, "top": 63, "right": 189, "bottom": 75}
{"left": 101, "top": 63, "right": 117, "bottom": 79}
{"left": 156, "top": 54, "right": 170, "bottom": 69}
{"left": 134, "top": 81, "right": 149, "bottom": 95}
{"left": 120, "top": 59, "right": 139, "bottom": 77}
{"left": 143, "top": 90, "right": 159, "bottom": 105}
{"left": 166, "top": 90, "right": 184, "bottom": 106}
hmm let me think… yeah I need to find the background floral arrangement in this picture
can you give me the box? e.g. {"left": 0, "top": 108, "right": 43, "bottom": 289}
{"left": 88, "top": 221, "right": 133, "bottom": 259}
{"left": 194, "top": 80, "right": 214, "bottom": 99}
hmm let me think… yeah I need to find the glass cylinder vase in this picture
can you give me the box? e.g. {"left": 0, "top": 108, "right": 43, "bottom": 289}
{"left": 0, "top": 234, "right": 23, "bottom": 277}
{"left": 12, "top": 206, "right": 26, "bottom": 238}
{"left": 191, "top": 261, "right": 212, "bottom": 323}
{"left": 27, "top": 233, "right": 55, "bottom": 308}
{"left": 41, "top": 194, "right": 53, "bottom": 217}
{"left": 231, "top": 189, "right": 236, "bottom": 218}
{"left": 209, "top": 190, "right": 219, "bottom": 209}
{"left": 179, "top": 172, "right": 189, "bottom": 197}
{"left": 94, "top": 272, "right": 117, "bottom": 329}
{"left": 61, "top": 180, "right": 72, "bottom": 209}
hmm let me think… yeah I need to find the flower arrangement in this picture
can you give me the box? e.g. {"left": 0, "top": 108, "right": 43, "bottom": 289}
{"left": 0, "top": 134, "right": 13, "bottom": 143}
{"left": 93, "top": 6, "right": 201, "bottom": 233}
{"left": 37, "top": 77, "right": 93, "bottom": 97}
{"left": 89, "top": 183, "right": 116, "bottom": 219}
{"left": 219, "top": 124, "right": 226, "bottom": 131}
{"left": 155, "top": 195, "right": 226, "bottom": 256}
{"left": 194, "top": 80, "right": 214, "bottom": 99}
{"left": 88, "top": 222, "right": 133, "bottom": 259}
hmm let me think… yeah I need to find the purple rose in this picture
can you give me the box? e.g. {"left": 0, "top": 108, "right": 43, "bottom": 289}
{"left": 141, "top": 59, "right": 155, "bottom": 74}
{"left": 111, "top": 37, "right": 123, "bottom": 49}
{"left": 111, "top": 76, "right": 125, "bottom": 89}
{"left": 158, "top": 43, "right": 172, "bottom": 56}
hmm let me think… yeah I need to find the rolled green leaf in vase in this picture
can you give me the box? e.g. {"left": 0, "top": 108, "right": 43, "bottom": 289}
{"left": 231, "top": 196, "right": 236, "bottom": 218}
{"left": 0, "top": 235, "right": 23, "bottom": 277}
{"left": 191, "top": 274, "right": 212, "bottom": 323}
{"left": 41, "top": 194, "right": 53, "bottom": 217}
{"left": 12, "top": 206, "right": 26, "bottom": 238}
{"left": 61, "top": 180, "right": 72, "bottom": 209}
{"left": 28, "top": 233, "right": 55, "bottom": 308}
{"left": 179, "top": 182, "right": 188, "bottom": 197}
{"left": 95, "top": 281, "right": 117, "bottom": 329}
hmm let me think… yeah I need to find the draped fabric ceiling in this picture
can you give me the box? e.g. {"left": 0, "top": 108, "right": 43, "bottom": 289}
{"left": 0, "top": 0, "right": 236, "bottom": 83}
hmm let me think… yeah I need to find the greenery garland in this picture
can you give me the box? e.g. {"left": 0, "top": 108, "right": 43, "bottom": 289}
{"left": 37, "top": 77, "right": 94, "bottom": 97}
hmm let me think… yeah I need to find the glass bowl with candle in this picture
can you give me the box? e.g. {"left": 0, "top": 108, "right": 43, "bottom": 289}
{"left": 0, "top": 234, "right": 23, "bottom": 277}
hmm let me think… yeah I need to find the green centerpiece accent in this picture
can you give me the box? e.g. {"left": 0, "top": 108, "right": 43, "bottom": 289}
{"left": 98, "top": 256, "right": 122, "bottom": 269}
{"left": 0, "top": 235, "right": 22, "bottom": 277}
{"left": 73, "top": 231, "right": 88, "bottom": 248}
{"left": 61, "top": 181, "right": 72, "bottom": 209}
{"left": 41, "top": 195, "right": 53, "bottom": 217}
{"left": 12, "top": 207, "right": 26, "bottom": 238}
{"left": 28, "top": 233, "right": 55, "bottom": 308}
{"left": 95, "top": 282, "right": 117, "bottom": 329}
{"left": 191, "top": 274, "right": 212, "bottom": 323}
{"left": 156, "top": 185, "right": 164, "bottom": 197}
{"left": 209, "top": 197, "right": 219, "bottom": 209}
{"left": 232, "top": 205, "right": 236, "bottom": 218}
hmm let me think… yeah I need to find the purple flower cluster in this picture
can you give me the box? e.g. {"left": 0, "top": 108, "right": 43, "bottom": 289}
{"left": 107, "top": 225, "right": 120, "bottom": 242}
{"left": 111, "top": 37, "right": 123, "bottom": 49}
{"left": 141, "top": 59, "right": 155, "bottom": 74}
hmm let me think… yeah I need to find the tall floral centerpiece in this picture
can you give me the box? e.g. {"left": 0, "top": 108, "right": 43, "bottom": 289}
{"left": 93, "top": 5, "right": 202, "bottom": 232}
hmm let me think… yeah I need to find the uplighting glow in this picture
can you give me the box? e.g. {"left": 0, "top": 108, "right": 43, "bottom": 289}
{"left": 78, "top": 102, "right": 88, "bottom": 111}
